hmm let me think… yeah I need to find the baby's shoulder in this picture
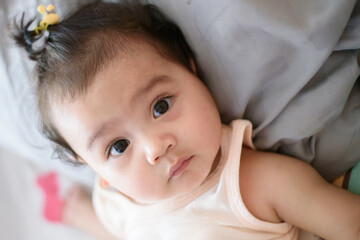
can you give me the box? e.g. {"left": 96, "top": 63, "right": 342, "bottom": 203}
{"left": 240, "top": 147, "right": 312, "bottom": 184}
{"left": 239, "top": 148, "right": 305, "bottom": 223}
{"left": 239, "top": 148, "right": 319, "bottom": 223}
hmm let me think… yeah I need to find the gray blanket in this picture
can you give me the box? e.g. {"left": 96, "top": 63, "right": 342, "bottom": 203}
{"left": 1, "top": 0, "right": 359, "bottom": 181}
{"left": 151, "top": 0, "right": 360, "bottom": 181}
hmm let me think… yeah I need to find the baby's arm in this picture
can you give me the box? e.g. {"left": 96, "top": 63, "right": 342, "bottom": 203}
{"left": 240, "top": 148, "right": 360, "bottom": 240}
{"left": 62, "top": 185, "right": 119, "bottom": 240}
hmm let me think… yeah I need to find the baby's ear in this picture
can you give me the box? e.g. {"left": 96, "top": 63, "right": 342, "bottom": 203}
{"left": 76, "top": 156, "right": 86, "bottom": 164}
{"left": 190, "top": 58, "right": 197, "bottom": 75}
{"left": 66, "top": 153, "right": 86, "bottom": 165}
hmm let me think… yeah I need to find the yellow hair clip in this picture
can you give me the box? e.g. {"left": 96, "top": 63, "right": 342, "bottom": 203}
{"left": 34, "top": 4, "right": 60, "bottom": 35}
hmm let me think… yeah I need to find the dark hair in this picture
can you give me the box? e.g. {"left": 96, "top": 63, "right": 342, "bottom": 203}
{"left": 13, "top": 0, "right": 196, "bottom": 165}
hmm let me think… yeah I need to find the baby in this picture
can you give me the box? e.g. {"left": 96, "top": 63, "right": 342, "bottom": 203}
{"left": 14, "top": 1, "right": 360, "bottom": 239}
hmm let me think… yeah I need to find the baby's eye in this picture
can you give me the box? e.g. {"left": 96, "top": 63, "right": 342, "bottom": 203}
{"left": 153, "top": 97, "right": 172, "bottom": 118}
{"left": 109, "top": 139, "right": 130, "bottom": 156}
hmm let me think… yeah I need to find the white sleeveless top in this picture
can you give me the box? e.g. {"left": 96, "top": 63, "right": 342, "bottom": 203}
{"left": 93, "top": 120, "right": 299, "bottom": 239}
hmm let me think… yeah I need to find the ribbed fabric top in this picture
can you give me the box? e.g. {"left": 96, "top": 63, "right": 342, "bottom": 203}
{"left": 93, "top": 119, "right": 299, "bottom": 239}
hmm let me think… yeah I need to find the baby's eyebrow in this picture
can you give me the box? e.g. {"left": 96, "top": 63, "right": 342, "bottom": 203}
{"left": 132, "top": 75, "right": 172, "bottom": 102}
{"left": 86, "top": 119, "right": 118, "bottom": 151}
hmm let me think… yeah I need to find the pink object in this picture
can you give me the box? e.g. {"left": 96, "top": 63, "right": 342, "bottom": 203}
{"left": 36, "top": 171, "right": 63, "bottom": 222}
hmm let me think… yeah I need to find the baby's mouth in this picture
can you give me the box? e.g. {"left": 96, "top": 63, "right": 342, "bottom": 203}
{"left": 168, "top": 156, "right": 193, "bottom": 180}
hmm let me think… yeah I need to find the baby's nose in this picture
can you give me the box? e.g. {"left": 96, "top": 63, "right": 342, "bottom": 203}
{"left": 144, "top": 133, "right": 176, "bottom": 165}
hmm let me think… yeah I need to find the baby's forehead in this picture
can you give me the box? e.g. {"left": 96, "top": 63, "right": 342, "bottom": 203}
{"left": 67, "top": 39, "right": 193, "bottom": 110}
{"left": 92, "top": 42, "right": 173, "bottom": 77}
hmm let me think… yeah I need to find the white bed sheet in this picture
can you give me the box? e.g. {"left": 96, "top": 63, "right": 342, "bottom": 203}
{"left": 0, "top": 146, "right": 95, "bottom": 240}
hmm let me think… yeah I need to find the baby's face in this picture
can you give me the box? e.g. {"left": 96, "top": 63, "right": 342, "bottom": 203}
{"left": 53, "top": 43, "right": 222, "bottom": 203}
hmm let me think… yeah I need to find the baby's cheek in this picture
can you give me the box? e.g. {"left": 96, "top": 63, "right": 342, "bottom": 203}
{"left": 120, "top": 171, "right": 162, "bottom": 201}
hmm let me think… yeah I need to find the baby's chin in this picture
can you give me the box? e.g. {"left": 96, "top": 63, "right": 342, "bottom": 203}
{"left": 129, "top": 194, "right": 178, "bottom": 205}
{"left": 120, "top": 156, "right": 220, "bottom": 204}
{"left": 119, "top": 187, "right": 176, "bottom": 205}
{"left": 127, "top": 182, "right": 201, "bottom": 205}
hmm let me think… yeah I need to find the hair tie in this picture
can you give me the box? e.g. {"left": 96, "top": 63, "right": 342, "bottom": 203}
{"left": 34, "top": 4, "right": 60, "bottom": 35}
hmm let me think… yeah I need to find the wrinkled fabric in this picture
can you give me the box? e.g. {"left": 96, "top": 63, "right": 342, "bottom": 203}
{"left": 148, "top": 0, "right": 360, "bottom": 180}
{"left": 0, "top": 0, "right": 95, "bottom": 184}
{"left": 1, "top": 0, "right": 359, "bottom": 181}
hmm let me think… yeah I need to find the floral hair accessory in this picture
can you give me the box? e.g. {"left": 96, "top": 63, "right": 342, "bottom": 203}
{"left": 34, "top": 4, "right": 60, "bottom": 35}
